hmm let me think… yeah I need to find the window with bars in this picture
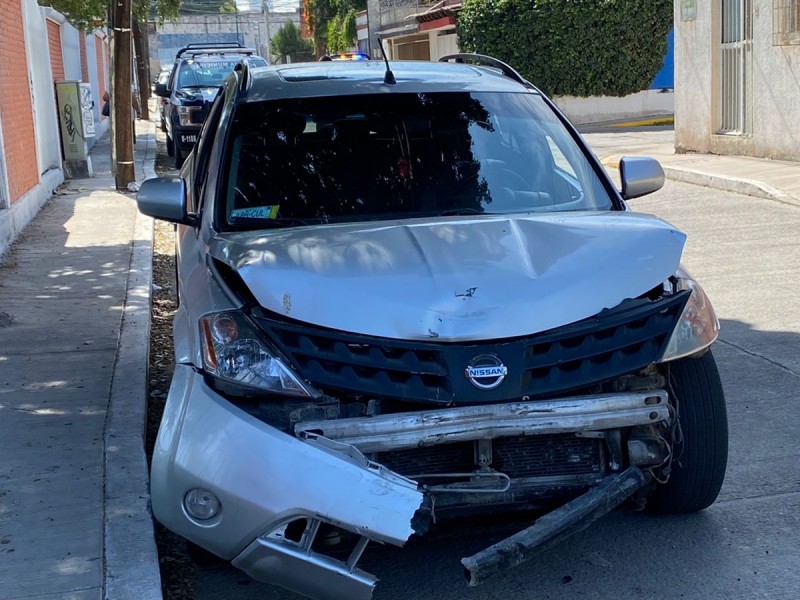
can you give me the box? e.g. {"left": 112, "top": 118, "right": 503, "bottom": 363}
{"left": 719, "top": 0, "right": 753, "bottom": 134}
{"left": 774, "top": 0, "right": 800, "bottom": 45}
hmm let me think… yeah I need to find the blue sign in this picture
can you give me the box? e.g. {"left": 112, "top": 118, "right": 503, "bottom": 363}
{"left": 650, "top": 29, "right": 674, "bottom": 90}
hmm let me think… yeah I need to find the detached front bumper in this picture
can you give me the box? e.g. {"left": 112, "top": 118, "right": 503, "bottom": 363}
{"left": 151, "top": 366, "right": 424, "bottom": 599}
{"left": 152, "top": 366, "right": 670, "bottom": 600}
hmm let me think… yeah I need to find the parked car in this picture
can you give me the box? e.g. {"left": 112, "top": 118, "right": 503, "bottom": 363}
{"left": 154, "top": 43, "right": 266, "bottom": 168}
{"left": 154, "top": 65, "right": 173, "bottom": 133}
{"left": 137, "top": 55, "right": 728, "bottom": 600}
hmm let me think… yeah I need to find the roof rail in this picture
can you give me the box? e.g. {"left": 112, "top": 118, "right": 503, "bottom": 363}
{"left": 234, "top": 59, "right": 251, "bottom": 93}
{"left": 439, "top": 53, "right": 528, "bottom": 86}
{"left": 175, "top": 42, "right": 249, "bottom": 59}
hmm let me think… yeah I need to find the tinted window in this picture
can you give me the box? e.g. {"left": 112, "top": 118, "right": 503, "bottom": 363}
{"left": 222, "top": 92, "right": 613, "bottom": 228}
{"left": 177, "top": 57, "right": 266, "bottom": 89}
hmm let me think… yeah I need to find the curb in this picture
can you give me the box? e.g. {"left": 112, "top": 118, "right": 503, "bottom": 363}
{"left": 600, "top": 156, "right": 800, "bottom": 208}
{"left": 661, "top": 166, "right": 800, "bottom": 208}
{"left": 103, "top": 123, "right": 162, "bottom": 600}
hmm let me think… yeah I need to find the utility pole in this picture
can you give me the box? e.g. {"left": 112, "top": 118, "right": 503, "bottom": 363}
{"left": 133, "top": 19, "right": 150, "bottom": 121}
{"left": 112, "top": 0, "right": 135, "bottom": 189}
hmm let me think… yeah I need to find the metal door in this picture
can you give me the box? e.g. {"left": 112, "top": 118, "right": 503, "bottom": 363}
{"left": 719, "top": 0, "right": 753, "bottom": 134}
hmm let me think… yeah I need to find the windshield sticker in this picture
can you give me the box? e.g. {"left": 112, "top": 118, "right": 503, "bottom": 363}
{"left": 191, "top": 61, "right": 238, "bottom": 69}
{"left": 230, "top": 205, "right": 280, "bottom": 219}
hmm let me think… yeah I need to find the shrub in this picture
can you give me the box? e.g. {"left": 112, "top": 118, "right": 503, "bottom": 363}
{"left": 456, "top": 0, "right": 672, "bottom": 97}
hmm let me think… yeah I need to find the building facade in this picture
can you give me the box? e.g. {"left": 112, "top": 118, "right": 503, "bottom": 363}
{"left": 0, "top": 0, "right": 109, "bottom": 256}
{"left": 675, "top": 0, "right": 800, "bottom": 160}
{"left": 366, "top": 0, "right": 460, "bottom": 61}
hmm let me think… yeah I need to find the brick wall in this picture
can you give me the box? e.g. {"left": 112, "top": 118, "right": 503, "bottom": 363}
{"left": 0, "top": 0, "right": 39, "bottom": 203}
{"left": 95, "top": 35, "right": 107, "bottom": 119}
{"left": 79, "top": 35, "right": 88, "bottom": 82}
{"left": 47, "top": 19, "right": 64, "bottom": 82}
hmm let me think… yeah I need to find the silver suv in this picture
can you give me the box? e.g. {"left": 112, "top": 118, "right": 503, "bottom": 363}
{"left": 137, "top": 55, "right": 727, "bottom": 600}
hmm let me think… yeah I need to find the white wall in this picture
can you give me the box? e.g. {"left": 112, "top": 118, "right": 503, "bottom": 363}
{"left": 747, "top": 0, "right": 800, "bottom": 159}
{"left": 430, "top": 31, "right": 458, "bottom": 60}
{"left": 62, "top": 22, "right": 82, "bottom": 81}
{"left": 554, "top": 90, "right": 674, "bottom": 125}
{"left": 0, "top": 1, "right": 65, "bottom": 257}
{"left": 23, "top": 0, "right": 61, "bottom": 175}
{"left": 150, "top": 12, "right": 301, "bottom": 67}
{"left": 674, "top": 0, "right": 716, "bottom": 154}
{"left": 675, "top": 0, "right": 800, "bottom": 160}
{"left": 84, "top": 32, "right": 109, "bottom": 146}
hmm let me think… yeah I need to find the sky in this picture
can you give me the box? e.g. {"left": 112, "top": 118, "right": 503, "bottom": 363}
{"left": 236, "top": 0, "right": 300, "bottom": 12}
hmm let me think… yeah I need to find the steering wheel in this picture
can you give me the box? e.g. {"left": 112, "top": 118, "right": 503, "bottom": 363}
{"left": 478, "top": 160, "right": 530, "bottom": 190}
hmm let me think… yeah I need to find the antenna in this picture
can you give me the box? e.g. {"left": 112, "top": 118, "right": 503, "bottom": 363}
{"left": 376, "top": 37, "right": 396, "bottom": 85}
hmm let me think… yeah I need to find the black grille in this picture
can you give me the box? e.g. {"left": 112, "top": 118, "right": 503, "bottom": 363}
{"left": 375, "top": 443, "right": 475, "bottom": 476}
{"left": 254, "top": 290, "right": 688, "bottom": 404}
{"left": 493, "top": 434, "right": 602, "bottom": 477}
{"left": 373, "top": 434, "right": 601, "bottom": 479}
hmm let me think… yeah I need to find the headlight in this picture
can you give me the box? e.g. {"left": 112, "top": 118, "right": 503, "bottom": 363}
{"left": 200, "top": 311, "right": 314, "bottom": 397}
{"left": 660, "top": 274, "right": 719, "bottom": 362}
{"left": 177, "top": 105, "right": 201, "bottom": 127}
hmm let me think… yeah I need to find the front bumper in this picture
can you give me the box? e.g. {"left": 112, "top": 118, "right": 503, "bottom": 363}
{"left": 151, "top": 366, "right": 423, "bottom": 557}
{"left": 152, "top": 365, "right": 670, "bottom": 599}
{"left": 173, "top": 127, "right": 199, "bottom": 152}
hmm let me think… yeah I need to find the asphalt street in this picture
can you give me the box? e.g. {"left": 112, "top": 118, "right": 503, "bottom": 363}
{"left": 180, "top": 180, "right": 800, "bottom": 599}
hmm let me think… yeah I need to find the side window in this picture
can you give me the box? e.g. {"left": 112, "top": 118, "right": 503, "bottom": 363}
{"left": 193, "top": 92, "right": 225, "bottom": 206}
{"left": 167, "top": 63, "right": 179, "bottom": 91}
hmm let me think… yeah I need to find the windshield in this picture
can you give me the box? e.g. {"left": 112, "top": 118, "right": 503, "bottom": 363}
{"left": 177, "top": 57, "right": 264, "bottom": 89}
{"left": 222, "top": 92, "right": 614, "bottom": 228}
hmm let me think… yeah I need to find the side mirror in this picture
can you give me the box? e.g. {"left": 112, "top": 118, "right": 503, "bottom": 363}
{"left": 136, "top": 177, "right": 195, "bottom": 225}
{"left": 619, "top": 156, "right": 665, "bottom": 200}
{"left": 154, "top": 83, "right": 169, "bottom": 97}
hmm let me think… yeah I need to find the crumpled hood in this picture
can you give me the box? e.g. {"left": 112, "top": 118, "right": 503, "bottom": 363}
{"left": 209, "top": 212, "right": 686, "bottom": 342}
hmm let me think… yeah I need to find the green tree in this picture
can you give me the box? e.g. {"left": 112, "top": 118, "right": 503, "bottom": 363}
{"left": 457, "top": 0, "right": 672, "bottom": 97}
{"left": 219, "top": 0, "right": 238, "bottom": 13}
{"left": 178, "top": 0, "right": 236, "bottom": 15}
{"left": 38, "top": 0, "right": 180, "bottom": 29}
{"left": 271, "top": 20, "right": 314, "bottom": 62}
{"left": 304, "top": 0, "right": 364, "bottom": 56}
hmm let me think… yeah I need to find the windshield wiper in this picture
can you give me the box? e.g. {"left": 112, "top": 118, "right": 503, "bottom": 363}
{"left": 438, "top": 207, "right": 491, "bottom": 216}
{"left": 229, "top": 216, "right": 313, "bottom": 229}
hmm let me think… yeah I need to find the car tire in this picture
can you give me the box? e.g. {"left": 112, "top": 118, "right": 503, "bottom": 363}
{"left": 647, "top": 350, "right": 728, "bottom": 514}
{"left": 174, "top": 142, "right": 183, "bottom": 169}
{"left": 166, "top": 134, "right": 174, "bottom": 157}
{"left": 160, "top": 119, "right": 166, "bottom": 133}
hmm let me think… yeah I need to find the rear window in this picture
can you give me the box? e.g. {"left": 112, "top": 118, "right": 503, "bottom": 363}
{"left": 222, "top": 92, "right": 613, "bottom": 228}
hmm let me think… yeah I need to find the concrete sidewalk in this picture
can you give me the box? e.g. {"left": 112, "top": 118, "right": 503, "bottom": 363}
{"left": 0, "top": 121, "right": 160, "bottom": 600}
{"left": 580, "top": 126, "right": 800, "bottom": 208}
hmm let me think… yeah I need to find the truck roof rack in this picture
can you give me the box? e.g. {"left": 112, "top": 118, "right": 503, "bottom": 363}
{"left": 439, "top": 53, "right": 530, "bottom": 87}
{"left": 176, "top": 42, "right": 252, "bottom": 59}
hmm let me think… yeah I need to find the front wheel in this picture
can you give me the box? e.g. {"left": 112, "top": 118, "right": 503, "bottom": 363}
{"left": 648, "top": 350, "right": 728, "bottom": 514}
{"left": 166, "top": 134, "right": 174, "bottom": 157}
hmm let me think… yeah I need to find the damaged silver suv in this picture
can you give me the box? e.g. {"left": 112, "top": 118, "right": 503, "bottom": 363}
{"left": 137, "top": 55, "right": 727, "bottom": 600}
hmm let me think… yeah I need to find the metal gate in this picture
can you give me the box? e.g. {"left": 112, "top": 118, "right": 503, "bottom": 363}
{"left": 719, "top": 0, "right": 753, "bottom": 134}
